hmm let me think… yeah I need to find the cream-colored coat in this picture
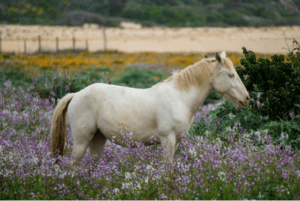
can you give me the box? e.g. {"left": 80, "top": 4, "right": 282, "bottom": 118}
{"left": 50, "top": 51, "right": 250, "bottom": 163}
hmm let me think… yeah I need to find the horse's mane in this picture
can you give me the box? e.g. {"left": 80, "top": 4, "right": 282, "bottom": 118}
{"left": 165, "top": 57, "right": 234, "bottom": 91}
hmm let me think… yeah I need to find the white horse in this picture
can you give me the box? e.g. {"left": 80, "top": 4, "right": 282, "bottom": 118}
{"left": 50, "top": 51, "right": 250, "bottom": 163}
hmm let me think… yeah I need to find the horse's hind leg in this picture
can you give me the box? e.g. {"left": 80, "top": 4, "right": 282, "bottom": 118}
{"left": 89, "top": 129, "right": 107, "bottom": 161}
{"left": 70, "top": 121, "right": 97, "bottom": 165}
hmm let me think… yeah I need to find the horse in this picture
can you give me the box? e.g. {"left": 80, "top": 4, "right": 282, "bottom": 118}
{"left": 50, "top": 51, "right": 250, "bottom": 164}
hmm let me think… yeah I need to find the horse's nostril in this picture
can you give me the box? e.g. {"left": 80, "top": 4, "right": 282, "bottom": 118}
{"left": 246, "top": 96, "right": 250, "bottom": 101}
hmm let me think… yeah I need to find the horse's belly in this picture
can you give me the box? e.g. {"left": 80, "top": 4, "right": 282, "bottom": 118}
{"left": 100, "top": 122, "right": 160, "bottom": 146}
{"left": 97, "top": 106, "right": 159, "bottom": 144}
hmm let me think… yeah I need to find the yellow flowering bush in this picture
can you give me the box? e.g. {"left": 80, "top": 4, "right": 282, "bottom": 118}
{"left": 7, "top": 3, "right": 43, "bottom": 15}
{"left": 1, "top": 51, "right": 272, "bottom": 77}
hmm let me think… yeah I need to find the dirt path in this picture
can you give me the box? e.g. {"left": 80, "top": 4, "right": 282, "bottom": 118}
{"left": 1, "top": 24, "right": 299, "bottom": 54}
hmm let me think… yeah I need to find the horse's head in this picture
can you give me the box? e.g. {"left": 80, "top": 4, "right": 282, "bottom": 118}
{"left": 212, "top": 51, "right": 250, "bottom": 109}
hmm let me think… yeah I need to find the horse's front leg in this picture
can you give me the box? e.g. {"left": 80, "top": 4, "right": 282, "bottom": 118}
{"left": 159, "top": 133, "right": 177, "bottom": 162}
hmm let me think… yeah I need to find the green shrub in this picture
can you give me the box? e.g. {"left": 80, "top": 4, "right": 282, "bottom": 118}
{"left": 189, "top": 98, "right": 300, "bottom": 152}
{"left": 236, "top": 47, "right": 300, "bottom": 121}
{"left": 34, "top": 67, "right": 110, "bottom": 103}
{"left": 0, "top": 66, "right": 33, "bottom": 90}
{"left": 189, "top": 100, "right": 266, "bottom": 139}
{"left": 211, "top": 100, "right": 266, "bottom": 132}
{"left": 112, "top": 67, "right": 163, "bottom": 88}
{"left": 203, "top": 90, "right": 222, "bottom": 105}
{"left": 262, "top": 117, "right": 300, "bottom": 152}
{"left": 189, "top": 116, "right": 210, "bottom": 137}
{"left": 121, "top": 5, "right": 205, "bottom": 27}
{"left": 108, "top": 0, "right": 126, "bottom": 16}
{"left": 287, "top": 38, "right": 300, "bottom": 69}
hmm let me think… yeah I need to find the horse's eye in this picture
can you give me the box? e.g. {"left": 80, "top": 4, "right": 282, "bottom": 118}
{"left": 229, "top": 74, "right": 234, "bottom": 78}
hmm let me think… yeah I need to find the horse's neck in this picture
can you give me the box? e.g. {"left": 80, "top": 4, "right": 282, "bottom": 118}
{"left": 183, "top": 84, "right": 213, "bottom": 116}
{"left": 164, "top": 79, "right": 213, "bottom": 116}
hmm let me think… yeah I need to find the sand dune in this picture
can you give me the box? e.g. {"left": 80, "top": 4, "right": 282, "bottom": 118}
{"left": 0, "top": 24, "right": 299, "bottom": 54}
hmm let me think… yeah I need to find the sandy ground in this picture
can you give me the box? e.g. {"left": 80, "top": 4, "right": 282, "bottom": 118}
{"left": 0, "top": 24, "right": 300, "bottom": 54}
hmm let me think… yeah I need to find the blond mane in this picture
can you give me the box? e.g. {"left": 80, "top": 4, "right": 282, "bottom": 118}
{"left": 166, "top": 57, "right": 234, "bottom": 91}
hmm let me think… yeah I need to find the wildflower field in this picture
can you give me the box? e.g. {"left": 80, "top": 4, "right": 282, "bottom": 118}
{"left": 1, "top": 51, "right": 300, "bottom": 200}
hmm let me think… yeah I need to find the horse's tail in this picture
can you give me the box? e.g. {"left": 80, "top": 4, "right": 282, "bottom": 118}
{"left": 50, "top": 93, "right": 75, "bottom": 157}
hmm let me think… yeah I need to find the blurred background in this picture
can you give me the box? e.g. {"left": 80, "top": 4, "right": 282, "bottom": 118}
{"left": 0, "top": 0, "right": 300, "bottom": 54}
{"left": 1, "top": 0, "right": 300, "bottom": 27}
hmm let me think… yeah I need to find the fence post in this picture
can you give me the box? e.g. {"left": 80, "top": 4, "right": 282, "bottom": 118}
{"left": 73, "top": 37, "right": 75, "bottom": 51}
{"left": 85, "top": 40, "right": 88, "bottom": 51}
{"left": 56, "top": 37, "right": 59, "bottom": 52}
{"left": 24, "top": 39, "right": 26, "bottom": 54}
{"left": 38, "top": 35, "right": 41, "bottom": 53}
{"left": 103, "top": 26, "right": 107, "bottom": 51}
{"left": 0, "top": 31, "right": 2, "bottom": 54}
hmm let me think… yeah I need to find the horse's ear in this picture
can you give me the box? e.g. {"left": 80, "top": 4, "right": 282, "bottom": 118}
{"left": 220, "top": 51, "right": 226, "bottom": 58}
{"left": 215, "top": 52, "right": 222, "bottom": 63}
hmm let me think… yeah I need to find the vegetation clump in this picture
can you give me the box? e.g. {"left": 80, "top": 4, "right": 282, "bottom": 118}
{"left": 112, "top": 67, "right": 164, "bottom": 88}
{"left": 237, "top": 46, "right": 300, "bottom": 121}
{"left": 1, "top": 0, "right": 300, "bottom": 27}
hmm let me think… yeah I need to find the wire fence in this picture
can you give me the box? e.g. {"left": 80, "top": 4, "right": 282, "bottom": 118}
{"left": 0, "top": 27, "right": 107, "bottom": 54}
